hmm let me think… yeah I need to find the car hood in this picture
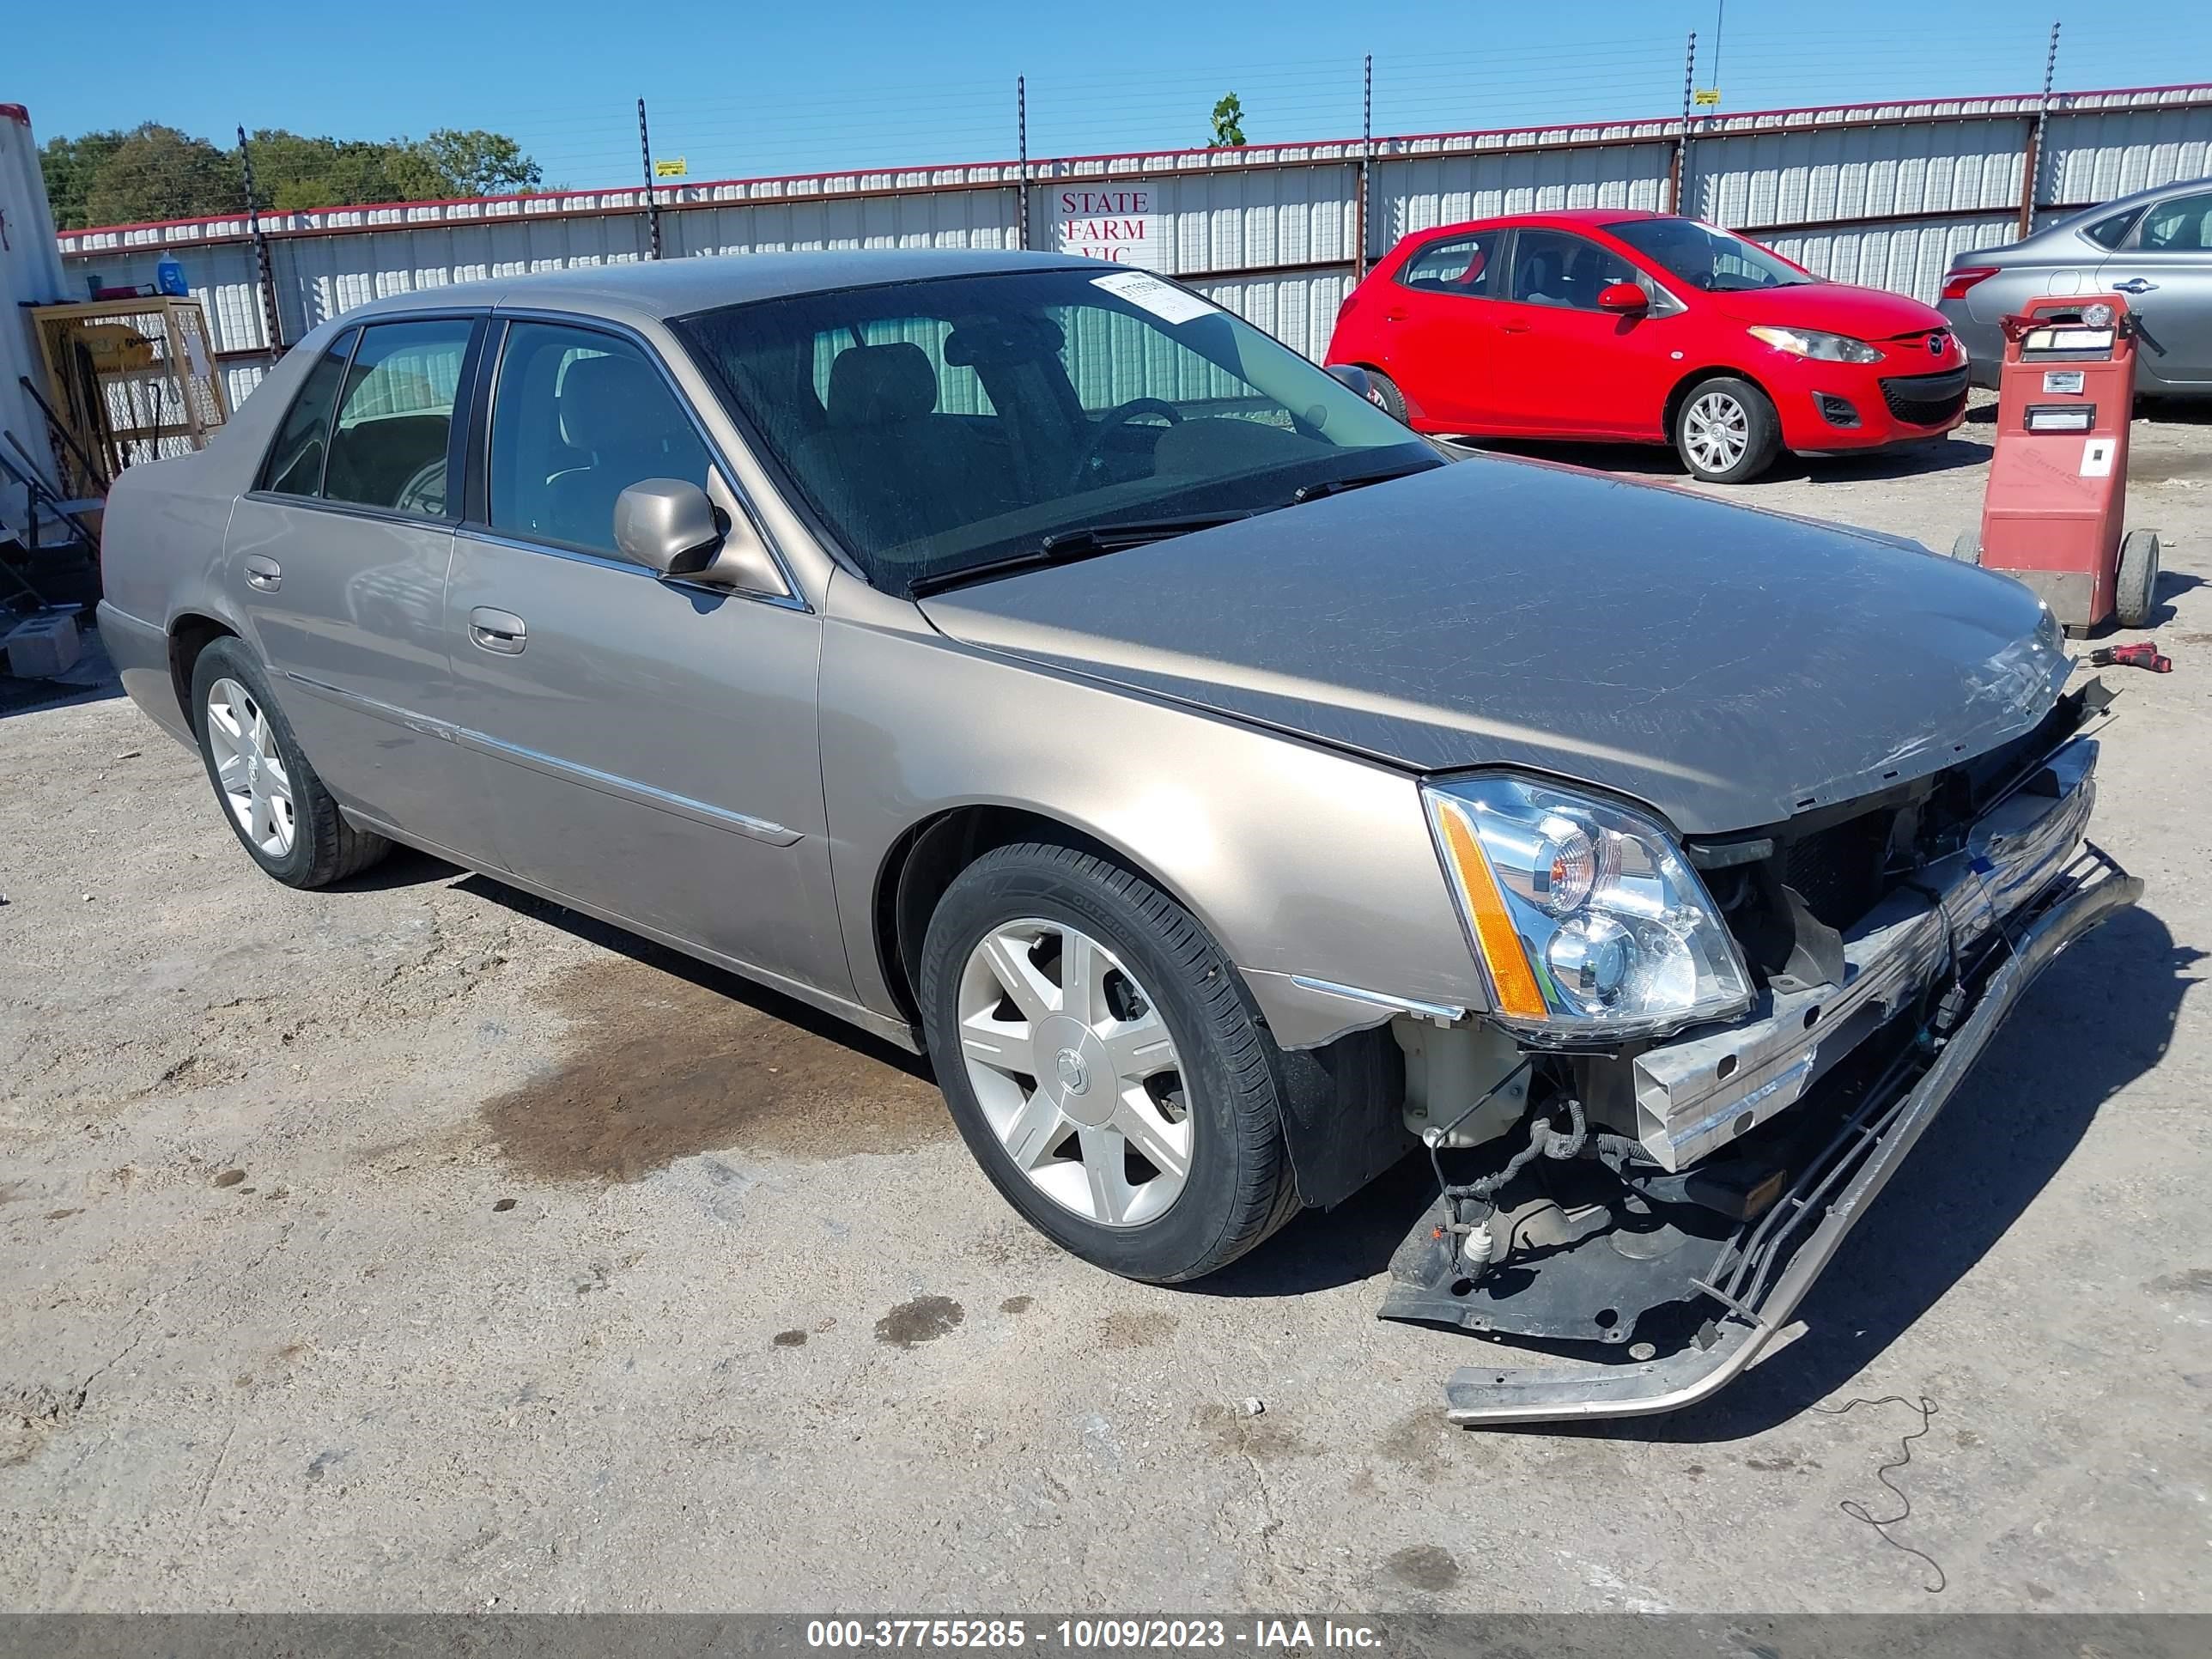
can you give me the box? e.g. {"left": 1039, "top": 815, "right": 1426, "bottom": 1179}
{"left": 917, "top": 458, "right": 2069, "bottom": 835}
{"left": 1709, "top": 281, "right": 1952, "bottom": 338}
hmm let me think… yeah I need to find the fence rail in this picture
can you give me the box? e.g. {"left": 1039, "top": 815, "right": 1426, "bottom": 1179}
{"left": 54, "top": 82, "right": 2212, "bottom": 413}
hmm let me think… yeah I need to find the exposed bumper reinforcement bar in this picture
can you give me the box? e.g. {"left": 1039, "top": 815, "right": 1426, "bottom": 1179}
{"left": 1443, "top": 848, "right": 2141, "bottom": 1427}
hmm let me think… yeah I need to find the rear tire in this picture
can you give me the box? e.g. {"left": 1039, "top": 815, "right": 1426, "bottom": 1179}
{"left": 919, "top": 842, "right": 1301, "bottom": 1284}
{"left": 2115, "top": 530, "right": 2160, "bottom": 629}
{"left": 1950, "top": 529, "right": 1983, "bottom": 564}
{"left": 1361, "top": 368, "right": 1409, "bottom": 422}
{"left": 190, "top": 636, "right": 391, "bottom": 890}
{"left": 1674, "top": 376, "right": 1783, "bottom": 483}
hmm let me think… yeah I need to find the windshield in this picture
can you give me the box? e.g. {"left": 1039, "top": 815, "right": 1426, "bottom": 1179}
{"left": 1608, "top": 217, "right": 1817, "bottom": 293}
{"left": 674, "top": 266, "right": 1437, "bottom": 597}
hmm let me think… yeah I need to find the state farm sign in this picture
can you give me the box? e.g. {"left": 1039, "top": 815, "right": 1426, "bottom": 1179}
{"left": 1054, "top": 187, "right": 1163, "bottom": 269}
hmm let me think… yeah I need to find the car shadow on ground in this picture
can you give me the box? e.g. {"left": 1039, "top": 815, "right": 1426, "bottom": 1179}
{"left": 2139, "top": 396, "right": 2212, "bottom": 426}
{"left": 1202, "top": 904, "right": 2196, "bottom": 1443}
{"left": 442, "top": 869, "right": 934, "bottom": 1078}
{"left": 1461, "top": 434, "right": 1992, "bottom": 486}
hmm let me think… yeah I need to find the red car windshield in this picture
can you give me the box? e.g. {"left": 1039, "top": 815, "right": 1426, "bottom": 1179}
{"left": 1610, "top": 218, "right": 1817, "bottom": 293}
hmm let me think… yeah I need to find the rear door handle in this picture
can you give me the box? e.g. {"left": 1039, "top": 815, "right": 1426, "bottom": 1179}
{"left": 468, "top": 606, "right": 527, "bottom": 654}
{"left": 1383, "top": 308, "right": 1409, "bottom": 322}
{"left": 242, "top": 555, "right": 282, "bottom": 592}
{"left": 2112, "top": 278, "right": 2158, "bottom": 295}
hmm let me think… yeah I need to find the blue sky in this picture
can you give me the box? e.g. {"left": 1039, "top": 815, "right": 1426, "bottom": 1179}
{"left": 15, "top": 1, "right": 2212, "bottom": 190}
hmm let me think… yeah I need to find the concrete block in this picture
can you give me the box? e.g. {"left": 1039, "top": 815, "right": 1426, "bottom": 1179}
{"left": 3, "top": 614, "right": 82, "bottom": 678}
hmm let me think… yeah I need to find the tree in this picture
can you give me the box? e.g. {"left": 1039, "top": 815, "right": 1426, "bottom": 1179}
{"left": 1209, "top": 94, "right": 1247, "bottom": 149}
{"left": 416, "top": 129, "right": 543, "bottom": 197}
{"left": 39, "top": 121, "right": 545, "bottom": 228}
{"left": 244, "top": 130, "right": 441, "bottom": 211}
{"left": 39, "top": 130, "right": 128, "bottom": 230}
{"left": 81, "top": 124, "right": 241, "bottom": 225}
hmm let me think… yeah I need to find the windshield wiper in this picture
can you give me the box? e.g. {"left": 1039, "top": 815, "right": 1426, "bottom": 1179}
{"left": 908, "top": 511, "right": 1253, "bottom": 598}
{"left": 1289, "top": 461, "right": 1429, "bottom": 504}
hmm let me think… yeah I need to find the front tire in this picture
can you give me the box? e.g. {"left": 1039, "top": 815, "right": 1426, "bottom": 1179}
{"left": 1674, "top": 377, "right": 1783, "bottom": 483}
{"left": 191, "top": 636, "right": 391, "bottom": 889}
{"left": 1361, "top": 368, "right": 1409, "bottom": 422}
{"left": 919, "top": 842, "right": 1300, "bottom": 1284}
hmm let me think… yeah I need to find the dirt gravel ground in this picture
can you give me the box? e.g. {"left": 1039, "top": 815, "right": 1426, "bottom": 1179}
{"left": 3, "top": 398, "right": 2209, "bottom": 1613}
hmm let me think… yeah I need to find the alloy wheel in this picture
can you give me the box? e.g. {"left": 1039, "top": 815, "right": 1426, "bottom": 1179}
{"left": 956, "top": 918, "right": 1192, "bottom": 1228}
{"left": 1684, "top": 391, "right": 1752, "bottom": 472}
{"left": 204, "top": 678, "right": 295, "bottom": 858}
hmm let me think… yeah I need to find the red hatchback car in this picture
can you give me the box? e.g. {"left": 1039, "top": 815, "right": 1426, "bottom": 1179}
{"left": 1328, "top": 210, "right": 1969, "bottom": 483}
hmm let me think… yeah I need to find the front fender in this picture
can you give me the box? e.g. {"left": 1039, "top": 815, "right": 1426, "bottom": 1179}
{"left": 817, "top": 581, "right": 1486, "bottom": 1051}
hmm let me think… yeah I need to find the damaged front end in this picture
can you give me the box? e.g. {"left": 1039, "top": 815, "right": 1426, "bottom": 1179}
{"left": 1380, "top": 704, "right": 2139, "bottom": 1424}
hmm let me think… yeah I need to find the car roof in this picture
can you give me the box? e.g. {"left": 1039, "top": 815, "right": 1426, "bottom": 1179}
{"left": 337, "top": 246, "right": 1101, "bottom": 326}
{"left": 2008, "top": 173, "right": 2212, "bottom": 249}
{"left": 1393, "top": 208, "right": 1663, "bottom": 246}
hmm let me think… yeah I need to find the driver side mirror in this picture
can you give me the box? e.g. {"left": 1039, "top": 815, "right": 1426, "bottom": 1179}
{"left": 1324, "top": 363, "right": 1376, "bottom": 400}
{"left": 1597, "top": 282, "right": 1650, "bottom": 313}
{"left": 613, "top": 474, "right": 790, "bottom": 599}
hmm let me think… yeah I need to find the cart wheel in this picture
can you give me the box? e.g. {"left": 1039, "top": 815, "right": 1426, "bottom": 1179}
{"left": 1949, "top": 529, "right": 1983, "bottom": 564}
{"left": 2115, "top": 531, "right": 2160, "bottom": 629}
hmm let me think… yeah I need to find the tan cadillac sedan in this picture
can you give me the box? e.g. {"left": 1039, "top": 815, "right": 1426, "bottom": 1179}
{"left": 97, "top": 250, "right": 2136, "bottom": 1422}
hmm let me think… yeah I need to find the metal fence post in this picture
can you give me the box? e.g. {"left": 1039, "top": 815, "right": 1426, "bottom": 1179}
{"left": 638, "top": 98, "right": 663, "bottom": 260}
{"left": 1670, "top": 33, "right": 1697, "bottom": 216}
{"left": 1018, "top": 76, "right": 1030, "bottom": 252}
{"left": 1357, "top": 54, "right": 1373, "bottom": 279}
{"left": 2020, "top": 21, "right": 2061, "bottom": 236}
{"left": 236, "top": 125, "right": 285, "bottom": 359}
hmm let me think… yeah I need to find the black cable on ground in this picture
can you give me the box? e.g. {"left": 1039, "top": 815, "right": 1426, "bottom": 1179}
{"left": 1808, "top": 1393, "right": 1947, "bottom": 1594}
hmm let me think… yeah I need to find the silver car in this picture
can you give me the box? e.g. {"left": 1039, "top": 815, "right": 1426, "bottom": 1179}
{"left": 1942, "top": 177, "right": 2212, "bottom": 390}
{"left": 98, "top": 250, "right": 2137, "bottom": 1423}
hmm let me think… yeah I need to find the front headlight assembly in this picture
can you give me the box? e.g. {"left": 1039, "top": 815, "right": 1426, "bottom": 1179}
{"left": 1747, "top": 324, "right": 1884, "bottom": 364}
{"left": 1424, "top": 775, "right": 1753, "bottom": 1042}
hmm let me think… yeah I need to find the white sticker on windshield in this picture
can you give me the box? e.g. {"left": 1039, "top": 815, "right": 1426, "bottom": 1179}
{"left": 1091, "top": 270, "right": 1217, "bottom": 325}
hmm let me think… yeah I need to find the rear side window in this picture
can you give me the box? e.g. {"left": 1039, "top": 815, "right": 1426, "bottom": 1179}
{"left": 258, "top": 330, "right": 355, "bottom": 497}
{"left": 488, "top": 321, "right": 714, "bottom": 556}
{"left": 1508, "top": 229, "right": 1644, "bottom": 309}
{"left": 2140, "top": 191, "right": 2212, "bottom": 252}
{"left": 322, "top": 319, "right": 473, "bottom": 519}
{"left": 1399, "top": 234, "right": 1499, "bottom": 295}
{"left": 2083, "top": 207, "right": 2142, "bottom": 249}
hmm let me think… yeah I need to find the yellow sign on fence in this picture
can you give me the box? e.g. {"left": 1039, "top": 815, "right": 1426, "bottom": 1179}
{"left": 653, "top": 157, "right": 688, "bottom": 179}
{"left": 1692, "top": 89, "right": 1722, "bottom": 107}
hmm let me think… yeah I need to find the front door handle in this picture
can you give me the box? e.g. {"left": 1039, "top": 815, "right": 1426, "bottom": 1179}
{"left": 468, "top": 606, "right": 527, "bottom": 654}
{"left": 1500, "top": 321, "right": 1532, "bottom": 334}
{"left": 2112, "top": 278, "right": 2158, "bottom": 295}
{"left": 242, "top": 555, "right": 282, "bottom": 592}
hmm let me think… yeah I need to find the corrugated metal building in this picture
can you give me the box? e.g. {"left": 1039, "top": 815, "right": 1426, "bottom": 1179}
{"left": 54, "top": 82, "right": 2212, "bottom": 396}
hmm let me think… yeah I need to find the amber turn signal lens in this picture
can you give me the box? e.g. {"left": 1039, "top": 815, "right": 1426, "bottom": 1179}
{"left": 1435, "top": 800, "right": 1547, "bottom": 1020}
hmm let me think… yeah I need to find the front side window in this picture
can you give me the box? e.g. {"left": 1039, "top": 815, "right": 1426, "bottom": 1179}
{"left": 489, "top": 321, "right": 714, "bottom": 557}
{"left": 1399, "top": 234, "right": 1500, "bottom": 295}
{"left": 1608, "top": 216, "right": 1816, "bottom": 292}
{"left": 1506, "top": 230, "right": 1644, "bottom": 310}
{"left": 2140, "top": 191, "right": 2212, "bottom": 252}
{"left": 324, "top": 319, "right": 473, "bottom": 518}
{"left": 258, "top": 329, "right": 355, "bottom": 498}
{"left": 674, "top": 267, "right": 1436, "bottom": 599}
